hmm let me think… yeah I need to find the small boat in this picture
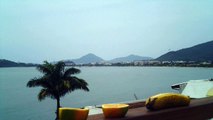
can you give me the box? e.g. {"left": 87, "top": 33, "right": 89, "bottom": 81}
{"left": 171, "top": 78, "right": 213, "bottom": 98}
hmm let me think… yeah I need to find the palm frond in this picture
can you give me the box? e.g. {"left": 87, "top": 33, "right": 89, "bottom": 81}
{"left": 67, "top": 76, "right": 89, "bottom": 91}
{"left": 36, "top": 61, "right": 53, "bottom": 75}
{"left": 26, "top": 77, "right": 51, "bottom": 88}
{"left": 27, "top": 78, "right": 43, "bottom": 87}
{"left": 38, "top": 88, "right": 55, "bottom": 101}
{"left": 64, "top": 68, "right": 81, "bottom": 77}
{"left": 56, "top": 77, "right": 89, "bottom": 98}
{"left": 53, "top": 61, "right": 65, "bottom": 79}
{"left": 55, "top": 61, "right": 65, "bottom": 73}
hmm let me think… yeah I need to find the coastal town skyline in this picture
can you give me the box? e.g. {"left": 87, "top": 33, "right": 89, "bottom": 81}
{"left": 1, "top": 0, "right": 213, "bottom": 63}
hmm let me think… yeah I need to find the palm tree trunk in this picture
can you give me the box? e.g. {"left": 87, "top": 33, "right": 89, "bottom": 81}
{"left": 55, "top": 97, "right": 60, "bottom": 120}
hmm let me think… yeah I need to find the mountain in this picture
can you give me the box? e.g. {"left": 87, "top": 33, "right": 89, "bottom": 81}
{"left": 70, "top": 53, "right": 152, "bottom": 64}
{"left": 0, "top": 59, "right": 38, "bottom": 67}
{"left": 156, "top": 40, "right": 213, "bottom": 61}
{"left": 110, "top": 54, "right": 153, "bottom": 63}
{"left": 72, "top": 53, "right": 104, "bottom": 64}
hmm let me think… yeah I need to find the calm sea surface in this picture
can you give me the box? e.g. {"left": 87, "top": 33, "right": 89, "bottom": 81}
{"left": 0, "top": 67, "right": 213, "bottom": 120}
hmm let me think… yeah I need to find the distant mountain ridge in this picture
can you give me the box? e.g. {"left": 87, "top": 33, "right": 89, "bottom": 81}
{"left": 68, "top": 53, "right": 152, "bottom": 64}
{"left": 0, "top": 59, "right": 38, "bottom": 67}
{"left": 71, "top": 53, "right": 104, "bottom": 64}
{"left": 2, "top": 40, "right": 212, "bottom": 66}
{"left": 110, "top": 54, "right": 152, "bottom": 63}
{"left": 156, "top": 40, "right": 213, "bottom": 61}
{"left": 0, "top": 54, "right": 153, "bottom": 67}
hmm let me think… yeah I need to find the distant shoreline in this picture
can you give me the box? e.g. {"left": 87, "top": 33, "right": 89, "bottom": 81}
{"left": 1, "top": 65, "right": 212, "bottom": 68}
{"left": 1, "top": 59, "right": 212, "bottom": 68}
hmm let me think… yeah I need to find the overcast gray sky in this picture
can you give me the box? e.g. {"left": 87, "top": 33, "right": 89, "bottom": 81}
{"left": 1, "top": 0, "right": 213, "bottom": 63}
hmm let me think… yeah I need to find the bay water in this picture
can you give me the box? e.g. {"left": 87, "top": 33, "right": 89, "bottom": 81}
{"left": 0, "top": 67, "right": 212, "bottom": 120}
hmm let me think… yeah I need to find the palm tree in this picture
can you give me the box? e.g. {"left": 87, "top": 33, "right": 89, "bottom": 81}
{"left": 27, "top": 61, "right": 89, "bottom": 120}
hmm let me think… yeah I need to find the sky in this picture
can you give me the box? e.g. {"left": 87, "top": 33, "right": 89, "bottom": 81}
{"left": 1, "top": 0, "right": 213, "bottom": 63}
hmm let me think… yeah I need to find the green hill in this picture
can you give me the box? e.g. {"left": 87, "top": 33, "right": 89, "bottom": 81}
{"left": 156, "top": 40, "right": 213, "bottom": 61}
{"left": 0, "top": 59, "right": 37, "bottom": 67}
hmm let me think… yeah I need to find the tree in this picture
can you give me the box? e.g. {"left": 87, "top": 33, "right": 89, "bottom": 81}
{"left": 26, "top": 61, "right": 89, "bottom": 120}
